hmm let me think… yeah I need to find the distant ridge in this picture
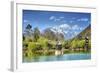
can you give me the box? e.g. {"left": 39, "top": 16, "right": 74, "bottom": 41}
{"left": 73, "top": 24, "right": 91, "bottom": 40}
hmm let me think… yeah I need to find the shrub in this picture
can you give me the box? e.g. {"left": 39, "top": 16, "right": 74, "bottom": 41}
{"left": 23, "top": 41, "right": 28, "bottom": 49}
{"left": 28, "top": 42, "right": 36, "bottom": 50}
{"left": 63, "top": 41, "right": 71, "bottom": 49}
{"left": 37, "top": 37, "right": 48, "bottom": 50}
{"left": 77, "top": 40, "right": 85, "bottom": 48}
{"left": 71, "top": 39, "right": 85, "bottom": 49}
{"left": 71, "top": 40, "right": 78, "bottom": 49}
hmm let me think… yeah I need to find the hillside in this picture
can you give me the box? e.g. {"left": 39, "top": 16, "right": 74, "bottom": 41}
{"left": 73, "top": 24, "right": 91, "bottom": 40}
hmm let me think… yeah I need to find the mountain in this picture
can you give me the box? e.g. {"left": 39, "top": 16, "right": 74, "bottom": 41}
{"left": 42, "top": 24, "right": 91, "bottom": 41}
{"left": 74, "top": 25, "right": 91, "bottom": 40}
{"left": 48, "top": 24, "right": 86, "bottom": 40}
{"left": 43, "top": 28, "right": 64, "bottom": 41}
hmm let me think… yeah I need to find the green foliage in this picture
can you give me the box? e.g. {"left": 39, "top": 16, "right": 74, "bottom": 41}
{"left": 71, "top": 39, "right": 78, "bottom": 49}
{"left": 63, "top": 40, "right": 71, "bottom": 49}
{"left": 70, "top": 39, "right": 85, "bottom": 49}
{"left": 24, "top": 42, "right": 34, "bottom": 58}
{"left": 37, "top": 37, "right": 48, "bottom": 50}
{"left": 23, "top": 23, "right": 91, "bottom": 58}
{"left": 88, "top": 40, "right": 91, "bottom": 49}
{"left": 23, "top": 41, "right": 28, "bottom": 49}
{"left": 28, "top": 42, "right": 43, "bottom": 51}
{"left": 33, "top": 27, "right": 40, "bottom": 42}
{"left": 28, "top": 42, "right": 36, "bottom": 50}
{"left": 77, "top": 40, "right": 85, "bottom": 48}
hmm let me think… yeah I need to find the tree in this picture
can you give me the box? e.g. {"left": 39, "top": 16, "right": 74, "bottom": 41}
{"left": 23, "top": 24, "right": 34, "bottom": 42}
{"left": 26, "top": 24, "right": 32, "bottom": 30}
{"left": 24, "top": 24, "right": 33, "bottom": 37}
{"left": 27, "top": 42, "right": 34, "bottom": 57}
{"left": 33, "top": 27, "right": 40, "bottom": 42}
{"left": 71, "top": 39, "right": 78, "bottom": 49}
{"left": 63, "top": 40, "right": 71, "bottom": 49}
{"left": 77, "top": 40, "right": 85, "bottom": 48}
{"left": 37, "top": 37, "right": 48, "bottom": 50}
{"left": 23, "top": 34, "right": 25, "bottom": 41}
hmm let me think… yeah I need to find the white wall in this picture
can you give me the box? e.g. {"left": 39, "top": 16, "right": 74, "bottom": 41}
{"left": 0, "top": 0, "right": 100, "bottom": 73}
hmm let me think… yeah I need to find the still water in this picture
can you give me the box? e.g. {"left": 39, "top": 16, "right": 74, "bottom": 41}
{"left": 23, "top": 53, "right": 91, "bottom": 62}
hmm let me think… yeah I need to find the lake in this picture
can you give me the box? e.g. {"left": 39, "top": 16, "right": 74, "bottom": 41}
{"left": 23, "top": 53, "right": 91, "bottom": 62}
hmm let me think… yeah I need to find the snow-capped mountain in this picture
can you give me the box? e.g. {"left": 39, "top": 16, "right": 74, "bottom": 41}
{"left": 48, "top": 24, "right": 84, "bottom": 40}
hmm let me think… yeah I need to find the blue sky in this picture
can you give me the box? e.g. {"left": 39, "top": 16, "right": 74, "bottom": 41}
{"left": 23, "top": 10, "right": 91, "bottom": 39}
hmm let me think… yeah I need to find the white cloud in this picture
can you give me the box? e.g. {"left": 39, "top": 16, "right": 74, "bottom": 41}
{"left": 49, "top": 16, "right": 65, "bottom": 22}
{"left": 50, "top": 24, "right": 71, "bottom": 35}
{"left": 71, "top": 25, "right": 83, "bottom": 31}
{"left": 74, "top": 31, "right": 79, "bottom": 35}
{"left": 64, "top": 31, "right": 68, "bottom": 34}
{"left": 54, "top": 19, "right": 60, "bottom": 22}
{"left": 51, "top": 27, "right": 64, "bottom": 34}
{"left": 49, "top": 16, "right": 55, "bottom": 20}
{"left": 59, "top": 24, "right": 71, "bottom": 30}
{"left": 79, "top": 27, "right": 83, "bottom": 30}
{"left": 77, "top": 18, "right": 88, "bottom": 22}
{"left": 71, "top": 25, "right": 79, "bottom": 30}
{"left": 24, "top": 20, "right": 29, "bottom": 23}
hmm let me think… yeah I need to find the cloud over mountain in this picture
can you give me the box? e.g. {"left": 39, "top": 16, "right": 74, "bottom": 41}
{"left": 50, "top": 24, "right": 84, "bottom": 40}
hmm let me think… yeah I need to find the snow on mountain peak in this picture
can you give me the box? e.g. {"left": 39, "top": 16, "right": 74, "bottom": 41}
{"left": 49, "top": 24, "right": 83, "bottom": 40}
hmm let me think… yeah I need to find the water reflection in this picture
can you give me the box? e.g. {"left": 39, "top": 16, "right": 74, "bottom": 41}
{"left": 23, "top": 53, "right": 91, "bottom": 62}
